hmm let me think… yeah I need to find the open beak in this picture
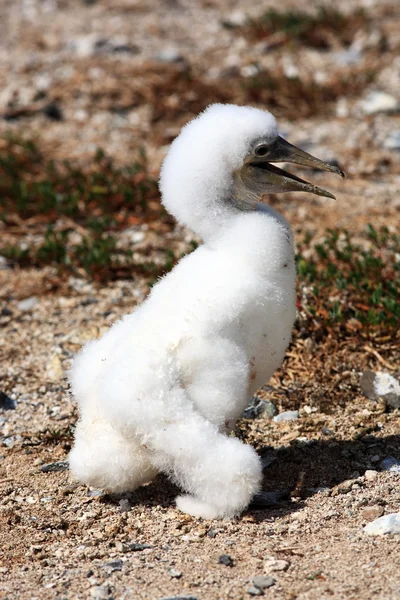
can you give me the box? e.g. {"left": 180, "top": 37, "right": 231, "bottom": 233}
{"left": 252, "top": 136, "right": 345, "bottom": 200}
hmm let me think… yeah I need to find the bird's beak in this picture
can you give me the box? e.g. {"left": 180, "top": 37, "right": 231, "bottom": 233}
{"left": 251, "top": 136, "right": 345, "bottom": 200}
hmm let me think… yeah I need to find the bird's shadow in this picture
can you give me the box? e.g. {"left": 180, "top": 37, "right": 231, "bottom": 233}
{"left": 100, "top": 434, "right": 400, "bottom": 521}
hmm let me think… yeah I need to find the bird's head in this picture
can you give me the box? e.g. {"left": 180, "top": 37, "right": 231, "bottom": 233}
{"left": 160, "top": 104, "right": 344, "bottom": 239}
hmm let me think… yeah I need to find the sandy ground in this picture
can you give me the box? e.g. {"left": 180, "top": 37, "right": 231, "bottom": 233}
{"left": 1, "top": 1, "right": 400, "bottom": 599}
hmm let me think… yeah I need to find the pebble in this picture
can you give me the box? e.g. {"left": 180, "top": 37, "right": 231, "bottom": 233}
{"left": 159, "top": 597, "right": 199, "bottom": 600}
{"left": 47, "top": 355, "right": 64, "bottom": 381}
{"left": 243, "top": 398, "right": 277, "bottom": 419}
{"left": 361, "top": 91, "right": 399, "bottom": 115}
{"left": 219, "top": 554, "right": 234, "bottom": 567}
{"left": 383, "top": 131, "right": 400, "bottom": 151}
{"left": 381, "top": 456, "right": 400, "bottom": 473}
{"left": 40, "top": 460, "right": 69, "bottom": 472}
{"left": 247, "top": 586, "right": 263, "bottom": 596}
{"left": 43, "top": 102, "right": 63, "bottom": 121}
{"left": 360, "top": 371, "right": 400, "bottom": 409}
{"left": 364, "top": 513, "right": 400, "bottom": 536}
{"left": 273, "top": 410, "right": 299, "bottom": 423}
{"left": 253, "top": 575, "right": 276, "bottom": 589}
{"left": 169, "top": 569, "right": 182, "bottom": 578}
{"left": 17, "top": 297, "right": 38, "bottom": 311}
{"left": 87, "top": 489, "right": 104, "bottom": 497}
{"left": 89, "top": 585, "right": 112, "bottom": 600}
{"left": 361, "top": 505, "right": 384, "bottom": 521}
{"left": 264, "top": 557, "right": 289, "bottom": 573}
{"left": 334, "top": 48, "right": 362, "bottom": 66}
{"left": 102, "top": 559, "right": 123, "bottom": 573}
{"left": 156, "top": 47, "right": 184, "bottom": 63}
{"left": 0, "top": 391, "right": 16, "bottom": 410}
{"left": 118, "top": 499, "right": 131, "bottom": 513}
{"left": 207, "top": 529, "right": 219, "bottom": 538}
{"left": 364, "top": 469, "right": 378, "bottom": 481}
{"left": 128, "top": 543, "right": 153, "bottom": 551}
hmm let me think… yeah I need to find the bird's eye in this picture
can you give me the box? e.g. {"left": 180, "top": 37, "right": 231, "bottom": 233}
{"left": 255, "top": 145, "right": 269, "bottom": 157}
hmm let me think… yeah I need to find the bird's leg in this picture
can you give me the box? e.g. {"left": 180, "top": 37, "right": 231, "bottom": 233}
{"left": 69, "top": 416, "right": 158, "bottom": 493}
{"left": 178, "top": 336, "right": 250, "bottom": 429}
{"left": 99, "top": 387, "right": 262, "bottom": 518}
{"left": 152, "top": 409, "right": 261, "bottom": 518}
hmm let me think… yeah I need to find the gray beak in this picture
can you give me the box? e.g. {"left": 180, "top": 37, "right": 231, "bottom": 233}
{"left": 251, "top": 136, "right": 345, "bottom": 200}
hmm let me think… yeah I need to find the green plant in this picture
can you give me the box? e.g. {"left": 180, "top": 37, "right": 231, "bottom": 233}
{"left": 296, "top": 225, "right": 400, "bottom": 337}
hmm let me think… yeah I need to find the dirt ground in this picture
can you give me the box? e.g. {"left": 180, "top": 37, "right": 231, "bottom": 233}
{"left": 1, "top": 1, "right": 400, "bottom": 599}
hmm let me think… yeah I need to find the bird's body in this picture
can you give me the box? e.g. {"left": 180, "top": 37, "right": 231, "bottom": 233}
{"left": 69, "top": 104, "right": 342, "bottom": 518}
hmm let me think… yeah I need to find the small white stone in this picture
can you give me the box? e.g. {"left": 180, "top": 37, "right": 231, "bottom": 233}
{"left": 374, "top": 372, "right": 400, "bottom": 397}
{"left": 273, "top": 410, "right": 299, "bottom": 423}
{"left": 17, "top": 297, "right": 38, "bottom": 311}
{"left": 364, "top": 513, "right": 400, "bottom": 536}
{"left": 364, "top": 470, "right": 378, "bottom": 482}
{"left": 361, "top": 91, "right": 399, "bottom": 115}
{"left": 264, "top": 556, "right": 290, "bottom": 572}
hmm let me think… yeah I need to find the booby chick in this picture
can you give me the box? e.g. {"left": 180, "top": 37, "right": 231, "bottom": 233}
{"left": 69, "top": 104, "right": 343, "bottom": 519}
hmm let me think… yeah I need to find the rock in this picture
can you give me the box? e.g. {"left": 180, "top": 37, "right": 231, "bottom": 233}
{"left": 362, "top": 505, "right": 384, "bottom": 521}
{"left": 87, "top": 489, "right": 104, "bottom": 497}
{"left": 89, "top": 585, "right": 112, "bottom": 600}
{"left": 264, "top": 557, "right": 289, "bottom": 572}
{"left": 383, "top": 131, "right": 400, "bottom": 151}
{"left": 334, "top": 48, "right": 362, "bottom": 66}
{"left": 102, "top": 559, "right": 123, "bottom": 573}
{"left": 364, "top": 469, "right": 378, "bottom": 481}
{"left": 118, "top": 498, "right": 131, "bottom": 513}
{"left": 159, "top": 597, "right": 199, "bottom": 600}
{"left": 364, "top": 513, "right": 400, "bottom": 536}
{"left": 253, "top": 575, "right": 276, "bottom": 589}
{"left": 43, "top": 102, "right": 63, "bottom": 121}
{"left": 361, "top": 91, "right": 399, "bottom": 115}
{"left": 247, "top": 586, "right": 263, "bottom": 596}
{"left": 360, "top": 371, "right": 400, "bottom": 409}
{"left": 207, "top": 529, "right": 219, "bottom": 538}
{"left": 249, "top": 490, "right": 290, "bottom": 508}
{"left": 156, "top": 47, "right": 184, "bottom": 63}
{"left": 17, "top": 297, "right": 38, "bottom": 311}
{"left": 381, "top": 456, "right": 400, "bottom": 473}
{"left": 243, "top": 398, "right": 277, "bottom": 419}
{"left": 128, "top": 542, "right": 153, "bottom": 551}
{"left": 40, "top": 460, "right": 69, "bottom": 472}
{"left": 169, "top": 569, "right": 182, "bottom": 578}
{"left": 0, "top": 391, "right": 16, "bottom": 410}
{"left": 47, "top": 355, "right": 64, "bottom": 380}
{"left": 219, "top": 554, "right": 234, "bottom": 567}
{"left": 273, "top": 410, "right": 299, "bottom": 423}
{"left": 263, "top": 400, "right": 277, "bottom": 419}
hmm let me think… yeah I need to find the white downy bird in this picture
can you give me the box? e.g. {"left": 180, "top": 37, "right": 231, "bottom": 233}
{"left": 69, "top": 104, "right": 343, "bottom": 519}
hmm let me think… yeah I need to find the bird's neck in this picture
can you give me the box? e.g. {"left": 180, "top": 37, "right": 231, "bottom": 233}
{"left": 205, "top": 209, "right": 294, "bottom": 274}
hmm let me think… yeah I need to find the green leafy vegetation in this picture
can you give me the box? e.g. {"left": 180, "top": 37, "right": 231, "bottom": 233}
{"left": 296, "top": 225, "right": 400, "bottom": 337}
{"left": 0, "top": 135, "right": 179, "bottom": 280}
